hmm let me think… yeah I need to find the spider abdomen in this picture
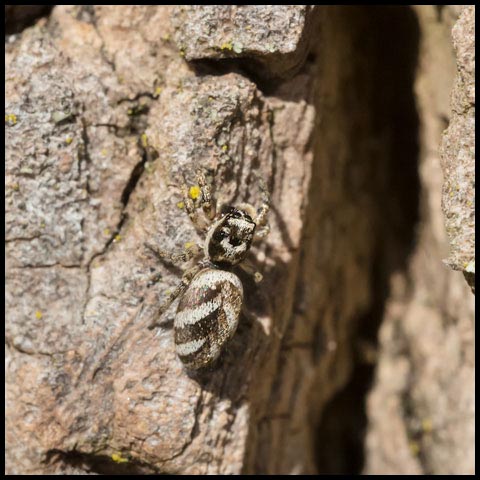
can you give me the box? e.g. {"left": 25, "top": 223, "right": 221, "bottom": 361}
{"left": 174, "top": 268, "right": 243, "bottom": 370}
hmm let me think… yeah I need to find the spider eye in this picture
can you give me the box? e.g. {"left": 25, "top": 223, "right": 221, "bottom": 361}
{"left": 224, "top": 208, "right": 241, "bottom": 219}
{"left": 221, "top": 205, "right": 235, "bottom": 216}
{"left": 230, "top": 237, "right": 242, "bottom": 247}
{"left": 218, "top": 227, "right": 230, "bottom": 239}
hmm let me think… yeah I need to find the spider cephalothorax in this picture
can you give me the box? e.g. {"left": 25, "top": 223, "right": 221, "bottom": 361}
{"left": 146, "top": 169, "right": 270, "bottom": 370}
{"left": 206, "top": 207, "right": 256, "bottom": 267}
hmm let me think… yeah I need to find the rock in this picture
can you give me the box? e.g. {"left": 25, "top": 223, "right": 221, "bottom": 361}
{"left": 5, "top": 5, "right": 475, "bottom": 476}
{"left": 440, "top": 5, "right": 475, "bottom": 292}
{"left": 6, "top": 6, "right": 315, "bottom": 474}
{"left": 171, "top": 5, "right": 317, "bottom": 78}
{"left": 363, "top": 6, "right": 475, "bottom": 475}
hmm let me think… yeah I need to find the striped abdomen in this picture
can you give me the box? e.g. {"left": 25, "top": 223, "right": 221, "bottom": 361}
{"left": 174, "top": 268, "right": 243, "bottom": 370}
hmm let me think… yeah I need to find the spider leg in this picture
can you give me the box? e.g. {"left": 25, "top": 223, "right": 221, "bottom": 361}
{"left": 196, "top": 168, "right": 217, "bottom": 221}
{"left": 238, "top": 258, "right": 263, "bottom": 283}
{"left": 237, "top": 174, "right": 270, "bottom": 242}
{"left": 255, "top": 176, "right": 270, "bottom": 229}
{"left": 144, "top": 241, "right": 202, "bottom": 265}
{"left": 254, "top": 224, "right": 270, "bottom": 241}
{"left": 148, "top": 262, "right": 206, "bottom": 330}
{"left": 181, "top": 180, "right": 209, "bottom": 233}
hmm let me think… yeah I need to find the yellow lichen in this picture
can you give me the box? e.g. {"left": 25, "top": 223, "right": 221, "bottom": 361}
{"left": 103, "top": 228, "right": 111, "bottom": 236}
{"left": 154, "top": 86, "right": 163, "bottom": 97}
{"left": 408, "top": 440, "right": 420, "bottom": 456}
{"left": 421, "top": 418, "right": 433, "bottom": 433}
{"left": 179, "top": 49, "right": 186, "bottom": 57}
{"left": 5, "top": 113, "right": 17, "bottom": 125}
{"left": 65, "top": 136, "right": 73, "bottom": 145}
{"left": 465, "top": 260, "right": 475, "bottom": 273}
{"left": 101, "top": 149, "right": 108, "bottom": 157}
{"left": 177, "top": 201, "right": 185, "bottom": 209}
{"left": 35, "top": 310, "right": 43, "bottom": 320}
{"left": 220, "top": 41, "right": 233, "bottom": 51}
{"left": 221, "top": 144, "right": 228, "bottom": 152}
{"left": 184, "top": 241, "right": 195, "bottom": 250}
{"left": 111, "top": 453, "right": 128, "bottom": 464}
{"left": 162, "top": 33, "right": 171, "bottom": 41}
{"left": 114, "top": 234, "right": 122, "bottom": 243}
{"left": 141, "top": 133, "right": 148, "bottom": 148}
{"left": 189, "top": 185, "right": 201, "bottom": 200}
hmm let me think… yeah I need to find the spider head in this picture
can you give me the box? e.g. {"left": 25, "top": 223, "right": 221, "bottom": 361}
{"left": 206, "top": 206, "right": 256, "bottom": 266}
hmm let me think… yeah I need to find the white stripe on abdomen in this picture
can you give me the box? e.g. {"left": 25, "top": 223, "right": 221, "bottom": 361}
{"left": 176, "top": 337, "right": 206, "bottom": 356}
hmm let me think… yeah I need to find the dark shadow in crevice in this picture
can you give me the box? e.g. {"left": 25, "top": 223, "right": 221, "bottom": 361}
{"left": 5, "top": 5, "right": 53, "bottom": 35}
{"left": 189, "top": 57, "right": 286, "bottom": 96}
{"left": 187, "top": 9, "right": 321, "bottom": 98}
{"left": 190, "top": 49, "right": 321, "bottom": 96}
{"left": 315, "top": 6, "right": 420, "bottom": 474}
{"left": 45, "top": 449, "right": 167, "bottom": 475}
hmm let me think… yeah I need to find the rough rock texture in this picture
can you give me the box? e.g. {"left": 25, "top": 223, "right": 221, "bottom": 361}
{"left": 440, "top": 5, "right": 475, "bottom": 292}
{"left": 5, "top": 5, "right": 475, "bottom": 475}
{"left": 363, "top": 6, "right": 475, "bottom": 475}
{"left": 6, "top": 6, "right": 314, "bottom": 474}
{"left": 171, "top": 5, "right": 317, "bottom": 78}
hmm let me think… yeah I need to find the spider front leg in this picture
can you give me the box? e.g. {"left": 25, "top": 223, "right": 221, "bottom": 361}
{"left": 196, "top": 168, "right": 217, "bottom": 221}
{"left": 144, "top": 241, "right": 202, "bottom": 266}
{"left": 182, "top": 183, "right": 209, "bottom": 233}
{"left": 179, "top": 168, "right": 217, "bottom": 233}
{"left": 239, "top": 175, "right": 270, "bottom": 242}
{"left": 255, "top": 224, "right": 270, "bottom": 240}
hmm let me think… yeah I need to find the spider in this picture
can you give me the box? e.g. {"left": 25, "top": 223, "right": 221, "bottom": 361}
{"left": 145, "top": 169, "right": 270, "bottom": 370}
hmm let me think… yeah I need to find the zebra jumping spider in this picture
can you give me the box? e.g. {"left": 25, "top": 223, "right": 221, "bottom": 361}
{"left": 146, "top": 169, "right": 270, "bottom": 370}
